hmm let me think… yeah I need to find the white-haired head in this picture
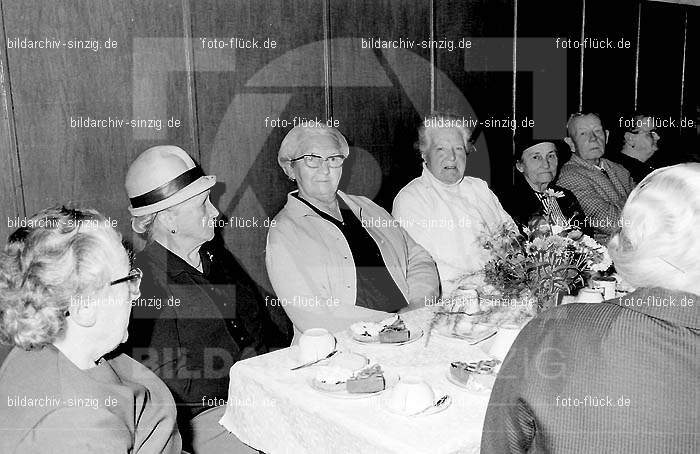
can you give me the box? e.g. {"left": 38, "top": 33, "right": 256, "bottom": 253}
{"left": 608, "top": 163, "right": 700, "bottom": 294}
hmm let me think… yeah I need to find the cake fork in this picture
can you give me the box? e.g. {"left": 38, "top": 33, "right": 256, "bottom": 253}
{"left": 290, "top": 350, "right": 338, "bottom": 370}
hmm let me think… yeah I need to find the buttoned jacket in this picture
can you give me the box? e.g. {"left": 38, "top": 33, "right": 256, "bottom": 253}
{"left": 556, "top": 153, "right": 634, "bottom": 244}
{"left": 265, "top": 190, "right": 439, "bottom": 340}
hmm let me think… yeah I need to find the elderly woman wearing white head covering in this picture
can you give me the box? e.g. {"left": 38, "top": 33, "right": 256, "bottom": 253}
{"left": 266, "top": 125, "right": 439, "bottom": 340}
{"left": 392, "top": 114, "right": 516, "bottom": 295}
{"left": 124, "top": 146, "right": 279, "bottom": 453}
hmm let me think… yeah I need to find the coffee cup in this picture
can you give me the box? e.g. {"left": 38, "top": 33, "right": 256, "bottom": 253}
{"left": 298, "top": 328, "right": 336, "bottom": 363}
{"left": 386, "top": 376, "right": 434, "bottom": 415}
{"left": 576, "top": 288, "right": 604, "bottom": 304}
{"left": 591, "top": 277, "right": 616, "bottom": 300}
{"left": 453, "top": 285, "right": 480, "bottom": 313}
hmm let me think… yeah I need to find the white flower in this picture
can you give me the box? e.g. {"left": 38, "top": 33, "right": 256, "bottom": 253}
{"left": 544, "top": 188, "right": 565, "bottom": 198}
{"left": 579, "top": 235, "right": 612, "bottom": 272}
{"left": 591, "top": 252, "right": 613, "bottom": 272}
{"left": 551, "top": 225, "right": 565, "bottom": 235}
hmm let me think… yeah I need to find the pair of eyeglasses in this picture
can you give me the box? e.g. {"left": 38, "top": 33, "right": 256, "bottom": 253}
{"left": 290, "top": 154, "right": 346, "bottom": 168}
{"left": 631, "top": 129, "right": 659, "bottom": 138}
{"left": 110, "top": 268, "right": 142, "bottom": 300}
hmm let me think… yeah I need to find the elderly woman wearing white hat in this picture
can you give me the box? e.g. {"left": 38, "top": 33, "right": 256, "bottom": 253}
{"left": 124, "top": 145, "right": 280, "bottom": 453}
{"left": 266, "top": 126, "right": 439, "bottom": 341}
{"left": 0, "top": 207, "right": 181, "bottom": 453}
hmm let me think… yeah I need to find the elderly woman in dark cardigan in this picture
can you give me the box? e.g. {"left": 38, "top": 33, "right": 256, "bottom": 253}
{"left": 501, "top": 139, "right": 591, "bottom": 237}
{"left": 0, "top": 207, "right": 181, "bottom": 453}
{"left": 123, "top": 145, "right": 285, "bottom": 453}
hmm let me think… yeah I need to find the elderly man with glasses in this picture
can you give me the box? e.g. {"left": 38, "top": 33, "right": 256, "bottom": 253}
{"left": 266, "top": 125, "right": 439, "bottom": 342}
{"left": 608, "top": 112, "right": 661, "bottom": 184}
{"left": 557, "top": 112, "right": 635, "bottom": 244}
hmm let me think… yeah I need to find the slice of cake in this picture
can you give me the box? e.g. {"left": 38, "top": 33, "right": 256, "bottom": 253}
{"left": 450, "top": 360, "right": 500, "bottom": 386}
{"left": 346, "top": 364, "right": 386, "bottom": 393}
{"left": 378, "top": 316, "right": 410, "bottom": 343}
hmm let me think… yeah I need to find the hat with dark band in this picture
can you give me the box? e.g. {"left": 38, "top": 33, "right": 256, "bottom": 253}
{"left": 125, "top": 146, "right": 216, "bottom": 218}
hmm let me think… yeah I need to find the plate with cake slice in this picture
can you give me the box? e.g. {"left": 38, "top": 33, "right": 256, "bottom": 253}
{"left": 349, "top": 314, "right": 423, "bottom": 346}
{"left": 309, "top": 364, "right": 399, "bottom": 399}
{"left": 432, "top": 318, "right": 497, "bottom": 344}
{"left": 446, "top": 360, "right": 499, "bottom": 393}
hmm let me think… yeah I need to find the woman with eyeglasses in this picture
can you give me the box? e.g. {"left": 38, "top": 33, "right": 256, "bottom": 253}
{"left": 0, "top": 207, "right": 181, "bottom": 453}
{"left": 392, "top": 114, "right": 516, "bottom": 295}
{"left": 266, "top": 125, "right": 439, "bottom": 341}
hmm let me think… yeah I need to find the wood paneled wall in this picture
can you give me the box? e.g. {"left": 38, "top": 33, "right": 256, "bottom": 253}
{"left": 0, "top": 0, "right": 697, "bottom": 295}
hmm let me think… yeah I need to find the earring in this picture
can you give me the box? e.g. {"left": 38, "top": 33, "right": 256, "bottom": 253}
{"left": 171, "top": 229, "right": 176, "bottom": 234}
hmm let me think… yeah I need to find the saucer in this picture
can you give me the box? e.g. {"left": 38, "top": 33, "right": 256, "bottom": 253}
{"left": 380, "top": 391, "right": 452, "bottom": 417}
{"left": 309, "top": 369, "right": 399, "bottom": 399}
{"left": 445, "top": 369, "right": 495, "bottom": 394}
{"left": 432, "top": 322, "right": 497, "bottom": 344}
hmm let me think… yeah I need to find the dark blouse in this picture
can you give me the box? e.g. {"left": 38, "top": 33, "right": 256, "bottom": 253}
{"left": 122, "top": 237, "right": 289, "bottom": 440}
{"left": 500, "top": 174, "right": 592, "bottom": 237}
{"left": 293, "top": 193, "right": 407, "bottom": 313}
{"left": 607, "top": 151, "right": 656, "bottom": 184}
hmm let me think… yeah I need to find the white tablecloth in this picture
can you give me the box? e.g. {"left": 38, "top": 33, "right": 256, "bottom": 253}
{"left": 219, "top": 307, "right": 498, "bottom": 454}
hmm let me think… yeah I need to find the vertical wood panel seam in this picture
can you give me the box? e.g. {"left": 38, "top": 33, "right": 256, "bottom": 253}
{"left": 181, "top": 0, "right": 200, "bottom": 161}
{"left": 0, "top": 0, "right": 25, "bottom": 216}
{"left": 634, "top": 1, "right": 642, "bottom": 110}
{"left": 430, "top": 0, "right": 434, "bottom": 114}
{"left": 512, "top": 0, "right": 518, "bottom": 170}
{"left": 323, "top": 0, "right": 332, "bottom": 122}
{"left": 579, "top": 0, "right": 586, "bottom": 111}
{"left": 679, "top": 9, "right": 688, "bottom": 123}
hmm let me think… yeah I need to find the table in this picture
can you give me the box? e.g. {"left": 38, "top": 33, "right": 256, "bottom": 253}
{"left": 219, "top": 307, "right": 500, "bottom": 454}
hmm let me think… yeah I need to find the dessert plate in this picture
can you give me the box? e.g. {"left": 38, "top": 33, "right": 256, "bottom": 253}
{"left": 432, "top": 321, "right": 496, "bottom": 344}
{"left": 445, "top": 370, "right": 495, "bottom": 394}
{"left": 309, "top": 369, "right": 400, "bottom": 399}
{"left": 380, "top": 390, "right": 452, "bottom": 417}
{"left": 350, "top": 326, "right": 424, "bottom": 346}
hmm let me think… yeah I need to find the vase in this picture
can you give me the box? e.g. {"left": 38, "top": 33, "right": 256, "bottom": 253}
{"left": 537, "top": 291, "right": 563, "bottom": 312}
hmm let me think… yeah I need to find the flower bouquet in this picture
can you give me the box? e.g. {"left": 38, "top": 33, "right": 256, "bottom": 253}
{"left": 425, "top": 217, "right": 611, "bottom": 344}
{"left": 480, "top": 216, "right": 611, "bottom": 313}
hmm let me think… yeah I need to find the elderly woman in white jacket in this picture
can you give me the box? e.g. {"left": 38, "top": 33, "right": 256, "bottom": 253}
{"left": 266, "top": 125, "right": 439, "bottom": 340}
{"left": 392, "top": 114, "right": 516, "bottom": 295}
